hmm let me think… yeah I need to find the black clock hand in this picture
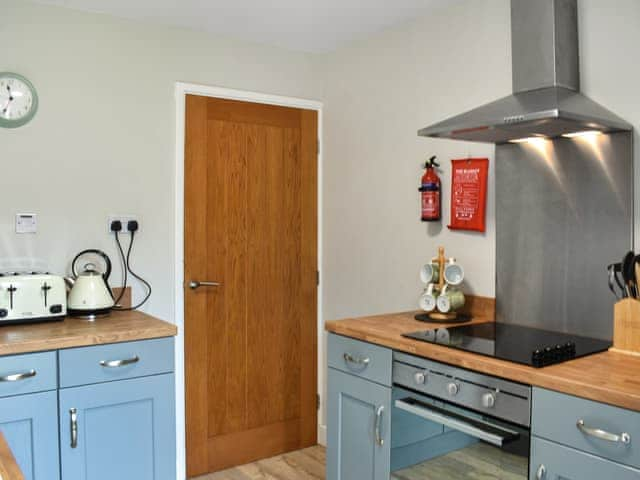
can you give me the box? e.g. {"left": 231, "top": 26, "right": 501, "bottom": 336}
{"left": 2, "top": 85, "right": 14, "bottom": 114}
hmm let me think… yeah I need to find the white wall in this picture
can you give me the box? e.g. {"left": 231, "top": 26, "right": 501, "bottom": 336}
{"left": 319, "top": 0, "right": 640, "bottom": 427}
{"left": 321, "top": 0, "right": 640, "bottom": 321}
{"left": 2, "top": 3, "right": 323, "bottom": 470}
{"left": 1, "top": 0, "right": 323, "bottom": 322}
{"left": 579, "top": 0, "right": 640, "bottom": 245}
{"left": 322, "top": 0, "right": 510, "bottom": 321}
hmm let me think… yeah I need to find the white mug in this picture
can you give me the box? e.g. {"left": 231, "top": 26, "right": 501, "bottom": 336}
{"left": 420, "top": 262, "right": 440, "bottom": 284}
{"left": 444, "top": 258, "right": 464, "bottom": 286}
{"left": 418, "top": 284, "right": 437, "bottom": 312}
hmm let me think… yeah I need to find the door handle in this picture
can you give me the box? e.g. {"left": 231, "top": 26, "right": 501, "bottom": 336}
{"left": 535, "top": 464, "right": 546, "bottom": 480}
{"left": 189, "top": 280, "right": 222, "bottom": 290}
{"left": 374, "top": 405, "right": 384, "bottom": 446}
{"left": 70, "top": 408, "right": 78, "bottom": 449}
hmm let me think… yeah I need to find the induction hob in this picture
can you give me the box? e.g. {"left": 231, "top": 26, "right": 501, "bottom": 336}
{"left": 402, "top": 322, "right": 612, "bottom": 367}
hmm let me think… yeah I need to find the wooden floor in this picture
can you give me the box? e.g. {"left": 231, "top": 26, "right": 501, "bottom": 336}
{"left": 192, "top": 442, "right": 527, "bottom": 479}
{"left": 193, "top": 446, "right": 325, "bottom": 479}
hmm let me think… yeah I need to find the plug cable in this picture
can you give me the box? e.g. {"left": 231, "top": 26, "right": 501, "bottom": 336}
{"left": 113, "top": 229, "right": 152, "bottom": 311}
{"left": 112, "top": 231, "right": 128, "bottom": 307}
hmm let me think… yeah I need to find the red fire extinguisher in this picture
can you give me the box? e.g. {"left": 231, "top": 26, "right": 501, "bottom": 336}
{"left": 419, "top": 156, "right": 441, "bottom": 222}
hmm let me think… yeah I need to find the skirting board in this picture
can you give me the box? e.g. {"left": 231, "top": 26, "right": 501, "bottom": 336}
{"left": 317, "top": 424, "right": 327, "bottom": 446}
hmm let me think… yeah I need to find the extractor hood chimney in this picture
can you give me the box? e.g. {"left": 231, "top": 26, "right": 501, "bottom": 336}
{"left": 418, "top": 0, "right": 632, "bottom": 143}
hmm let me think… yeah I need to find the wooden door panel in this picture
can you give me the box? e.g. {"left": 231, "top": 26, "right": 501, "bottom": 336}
{"left": 208, "top": 120, "right": 248, "bottom": 438}
{"left": 185, "top": 95, "right": 317, "bottom": 477}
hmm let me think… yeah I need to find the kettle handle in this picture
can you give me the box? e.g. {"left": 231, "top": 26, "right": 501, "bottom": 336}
{"left": 71, "top": 249, "right": 112, "bottom": 281}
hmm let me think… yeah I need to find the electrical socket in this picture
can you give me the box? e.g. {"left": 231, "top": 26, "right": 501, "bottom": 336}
{"left": 108, "top": 215, "right": 139, "bottom": 233}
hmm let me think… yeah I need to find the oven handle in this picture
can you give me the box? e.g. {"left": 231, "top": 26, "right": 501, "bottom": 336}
{"left": 395, "top": 398, "right": 519, "bottom": 448}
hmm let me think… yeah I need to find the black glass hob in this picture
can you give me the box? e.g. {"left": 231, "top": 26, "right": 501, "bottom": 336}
{"left": 402, "top": 322, "right": 612, "bottom": 367}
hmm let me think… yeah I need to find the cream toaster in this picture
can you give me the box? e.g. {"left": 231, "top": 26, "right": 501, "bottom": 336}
{"left": 0, "top": 273, "right": 67, "bottom": 325}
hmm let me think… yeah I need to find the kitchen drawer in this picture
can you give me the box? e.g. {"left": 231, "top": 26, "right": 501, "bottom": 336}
{"left": 530, "top": 437, "right": 640, "bottom": 480}
{"left": 0, "top": 351, "right": 57, "bottom": 398}
{"left": 328, "top": 333, "right": 392, "bottom": 386}
{"left": 532, "top": 387, "right": 640, "bottom": 469}
{"left": 59, "top": 337, "right": 174, "bottom": 388}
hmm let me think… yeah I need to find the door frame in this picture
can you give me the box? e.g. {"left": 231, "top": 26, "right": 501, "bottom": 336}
{"left": 174, "top": 82, "right": 323, "bottom": 479}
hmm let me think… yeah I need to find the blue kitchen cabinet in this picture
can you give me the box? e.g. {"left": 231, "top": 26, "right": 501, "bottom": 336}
{"left": 0, "top": 390, "right": 60, "bottom": 480}
{"left": 530, "top": 437, "right": 640, "bottom": 479}
{"left": 327, "top": 367, "right": 391, "bottom": 480}
{"left": 58, "top": 373, "right": 176, "bottom": 480}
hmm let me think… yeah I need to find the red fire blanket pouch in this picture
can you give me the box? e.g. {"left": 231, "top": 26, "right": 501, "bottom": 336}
{"left": 448, "top": 158, "right": 489, "bottom": 232}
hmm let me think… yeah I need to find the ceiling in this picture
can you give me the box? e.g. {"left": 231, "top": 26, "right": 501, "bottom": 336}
{"left": 32, "top": 0, "right": 456, "bottom": 53}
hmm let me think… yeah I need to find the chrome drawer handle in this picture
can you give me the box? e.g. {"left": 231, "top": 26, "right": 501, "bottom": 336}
{"left": 374, "top": 405, "right": 384, "bottom": 446}
{"left": 99, "top": 355, "right": 140, "bottom": 368}
{"left": 70, "top": 408, "right": 78, "bottom": 449}
{"left": 0, "top": 369, "right": 36, "bottom": 382}
{"left": 576, "top": 419, "right": 631, "bottom": 445}
{"left": 535, "top": 464, "right": 546, "bottom": 480}
{"left": 343, "top": 353, "right": 370, "bottom": 368}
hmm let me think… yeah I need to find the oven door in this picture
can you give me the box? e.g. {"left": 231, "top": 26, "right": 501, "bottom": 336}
{"left": 392, "top": 390, "right": 529, "bottom": 479}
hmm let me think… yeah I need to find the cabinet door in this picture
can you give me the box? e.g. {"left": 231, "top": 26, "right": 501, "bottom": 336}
{"left": 327, "top": 368, "right": 391, "bottom": 480}
{"left": 59, "top": 373, "right": 176, "bottom": 480}
{"left": 0, "top": 390, "right": 60, "bottom": 480}
{"left": 530, "top": 437, "right": 640, "bottom": 480}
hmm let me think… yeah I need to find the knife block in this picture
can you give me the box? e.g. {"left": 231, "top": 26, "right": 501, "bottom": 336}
{"left": 612, "top": 298, "right": 640, "bottom": 355}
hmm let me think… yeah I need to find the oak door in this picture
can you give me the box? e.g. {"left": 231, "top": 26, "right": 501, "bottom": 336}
{"left": 184, "top": 95, "right": 318, "bottom": 477}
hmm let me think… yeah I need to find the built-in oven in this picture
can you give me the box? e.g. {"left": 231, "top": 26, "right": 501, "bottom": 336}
{"left": 392, "top": 352, "right": 531, "bottom": 479}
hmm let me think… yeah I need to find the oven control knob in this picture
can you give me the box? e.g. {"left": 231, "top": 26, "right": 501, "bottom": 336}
{"left": 482, "top": 392, "right": 496, "bottom": 408}
{"left": 413, "top": 372, "right": 426, "bottom": 385}
{"left": 447, "top": 382, "right": 459, "bottom": 396}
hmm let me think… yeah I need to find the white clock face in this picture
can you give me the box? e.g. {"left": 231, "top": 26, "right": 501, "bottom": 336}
{"left": 0, "top": 73, "right": 38, "bottom": 128}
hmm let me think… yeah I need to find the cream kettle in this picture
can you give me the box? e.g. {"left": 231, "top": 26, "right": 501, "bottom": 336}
{"left": 65, "top": 249, "right": 115, "bottom": 318}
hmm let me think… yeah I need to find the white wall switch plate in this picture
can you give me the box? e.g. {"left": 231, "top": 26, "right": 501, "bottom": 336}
{"left": 16, "top": 213, "right": 37, "bottom": 234}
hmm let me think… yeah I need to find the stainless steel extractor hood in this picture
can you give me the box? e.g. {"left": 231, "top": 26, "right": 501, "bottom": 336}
{"left": 418, "top": 0, "right": 632, "bottom": 144}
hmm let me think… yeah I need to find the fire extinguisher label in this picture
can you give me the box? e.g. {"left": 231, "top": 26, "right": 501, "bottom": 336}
{"left": 421, "top": 182, "right": 440, "bottom": 220}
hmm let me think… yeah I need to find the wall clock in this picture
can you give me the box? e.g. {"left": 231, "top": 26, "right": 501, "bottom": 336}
{"left": 0, "top": 72, "right": 39, "bottom": 128}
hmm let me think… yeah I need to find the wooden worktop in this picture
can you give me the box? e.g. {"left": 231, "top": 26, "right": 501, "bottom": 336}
{"left": 326, "top": 311, "right": 640, "bottom": 412}
{"left": 0, "top": 310, "right": 177, "bottom": 356}
{"left": 0, "top": 431, "right": 23, "bottom": 480}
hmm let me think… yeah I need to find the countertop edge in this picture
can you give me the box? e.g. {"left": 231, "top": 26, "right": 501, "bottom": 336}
{"left": 0, "top": 311, "right": 178, "bottom": 356}
{"left": 326, "top": 317, "right": 640, "bottom": 413}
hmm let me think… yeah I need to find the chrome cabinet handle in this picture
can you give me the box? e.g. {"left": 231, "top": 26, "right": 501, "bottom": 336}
{"left": 374, "top": 405, "right": 384, "bottom": 446}
{"left": 0, "top": 369, "right": 36, "bottom": 382}
{"left": 100, "top": 356, "right": 140, "bottom": 368}
{"left": 343, "top": 353, "right": 370, "bottom": 368}
{"left": 189, "top": 280, "right": 222, "bottom": 289}
{"left": 576, "top": 419, "right": 631, "bottom": 445}
{"left": 70, "top": 408, "right": 78, "bottom": 449}
{"left": 535, "top": 464, "right": 546, "bottom": 480}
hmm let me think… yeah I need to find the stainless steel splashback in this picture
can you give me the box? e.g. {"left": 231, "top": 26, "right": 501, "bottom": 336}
{"left": 496, "top": 132, "right": 633, "bottom": 340}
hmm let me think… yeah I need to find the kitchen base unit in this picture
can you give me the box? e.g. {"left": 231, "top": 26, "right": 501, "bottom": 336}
{"left": 0, "top": 335, "right": 176, "bottom": 480}
{"left": 0, "top": 390, "right": 60, "bottom": 480}
{"left": 327, "top": 368, "right": 391, "bottom": 480}
{"left": 326, "top": 332, "right": 640, "bottom": 480}
{"left": 59, "top": 373, "right": 175, "bottom": 480}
